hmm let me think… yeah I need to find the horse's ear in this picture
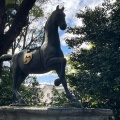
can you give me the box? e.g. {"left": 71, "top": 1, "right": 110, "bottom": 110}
{"left": 56, "top": 5, "right": 59, "bottom": 10}
{"left": 61, "top": 7, "right": 64, "bottom": 11}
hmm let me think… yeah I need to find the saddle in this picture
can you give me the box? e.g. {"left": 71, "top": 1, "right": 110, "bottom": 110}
{"left": 23, "top": 46, "right": 40, "bottom": 64}
{"left": 23, "top": 52, "right": 33, "bottom": 64}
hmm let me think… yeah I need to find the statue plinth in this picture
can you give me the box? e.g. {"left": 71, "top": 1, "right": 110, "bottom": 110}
{"left": 0, "top": 106, "right": 113, "bottom": 120}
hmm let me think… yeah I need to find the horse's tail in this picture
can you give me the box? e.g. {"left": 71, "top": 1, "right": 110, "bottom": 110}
{"left": 0, "top": 54, "right": 12, "bottom": 73}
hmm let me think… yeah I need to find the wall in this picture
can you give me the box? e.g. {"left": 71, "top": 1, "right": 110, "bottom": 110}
{"left": 0, "top": 106, "right": 113, "bottom": 120}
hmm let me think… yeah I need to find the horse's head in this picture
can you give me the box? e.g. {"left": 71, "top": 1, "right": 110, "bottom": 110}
{"left": 52, "top": 5, "right": 67, "bottom": 30}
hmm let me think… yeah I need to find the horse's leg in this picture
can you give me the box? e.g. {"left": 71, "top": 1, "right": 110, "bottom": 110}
{"left": 12, "top": 68, "right": 27, "bottom": 105}
{"left": 12, "top": 66, "right": 19, "bottom": 105}
{"left": 16, "top": 73, "right": 27, "bottom": 105}
{"left": 45, "top": 57, "right": 66, "bottom": 85}
{"left": 61, "top": 75, "right": 83, "bottom": 108}
{"left": 46, "top": 57, "right": 83, "bottom": 108}
{"left": 12, "top": 93, "right": 17, "bottom": 104}
{"left": 55, "top": 65, "right": 83, "bottom": 107}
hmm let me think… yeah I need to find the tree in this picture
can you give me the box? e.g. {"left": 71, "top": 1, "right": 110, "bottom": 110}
{"left": 66, "top": 0, "right": 120, "bottom": 120}
{"left": 0, "top": 66, "right": 43, "bottom": 106}
{"left": 9, "top": 0, "right": 44, "bottom": 54}
{"left": 0, "top": 0, "right": 35, "bottom": 55}
{"left": 0, "top": 66, "right": 13, "bottom": 105}
{"left": 20, "top": 76, "right": 43, "bottom": 106}
{"left": 0, "top": 0, "right": 46, "bottom": 71}
{"left": 50, "top": 86, "right": 67, "bottom": 106}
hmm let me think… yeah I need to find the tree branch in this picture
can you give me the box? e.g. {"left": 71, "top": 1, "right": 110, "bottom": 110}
{"left": 0, "top": 0, "right": 6, "bottom": 55}
{"left": 0, "top": 0, "right": 5, "bottom": 36}
{"left": 3, "top": 0, "right": 36, "bottom": 54}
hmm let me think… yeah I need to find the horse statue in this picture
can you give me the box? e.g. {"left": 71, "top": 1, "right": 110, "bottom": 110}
{"left": 0, "top": 5, "right": 83, "bottom": 108}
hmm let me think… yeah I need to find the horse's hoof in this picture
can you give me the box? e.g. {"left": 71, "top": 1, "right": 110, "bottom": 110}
{"left": 19, "top": 99, "right": 27, "bottom": 105}
{"left": 71, "top": 102, "right": 84, "bottom": 108}
{"left": 54, "top": 78, "right": 61, "bottom": 86}
{"left": 65, "top": 95, "right": 84, "bottom": 108}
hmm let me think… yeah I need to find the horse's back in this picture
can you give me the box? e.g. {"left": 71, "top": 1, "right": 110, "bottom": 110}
{"left": 12, "top": 50, "right": 48, "bottom": 74}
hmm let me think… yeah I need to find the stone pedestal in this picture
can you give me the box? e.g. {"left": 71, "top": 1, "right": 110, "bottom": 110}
{"left": 0, "top": 106, "right": 113, "bottom": 120}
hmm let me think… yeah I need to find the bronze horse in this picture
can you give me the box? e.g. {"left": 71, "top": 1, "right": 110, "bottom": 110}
{"left": 0, "top": 5, "right": 83, "bottom": 107}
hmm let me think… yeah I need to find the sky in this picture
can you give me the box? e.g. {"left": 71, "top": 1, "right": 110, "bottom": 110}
{"left": 34, "top": 0, "right": 105, "bottom": 84}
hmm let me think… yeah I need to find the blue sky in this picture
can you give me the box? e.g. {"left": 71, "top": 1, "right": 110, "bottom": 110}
{"left": 33, "top": 0, "right": 105, "bottom": 84}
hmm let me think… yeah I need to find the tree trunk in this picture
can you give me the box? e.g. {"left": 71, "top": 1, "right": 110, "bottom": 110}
{"left": 0, "top": 0, "right": 36, "bottom": 56}
{"left": 0, "top": 0, "right": 36, "bottom": 72}
{"left": 0, "top": 0, "right": 6, "bottom": 56}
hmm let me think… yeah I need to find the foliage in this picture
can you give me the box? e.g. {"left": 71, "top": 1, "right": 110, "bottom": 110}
{"left": 21, "top": 75, "right": 46, "bottom": 106}
{"left": 66, "top": 0, "right": 120, "bottom": 120}
{"left": 0, "top": 66, "right": 13, "bottom": 105}
{"left": 50, "top": 86, "right": 67, "bottom": 106}
{"left": 0, "top": 0, "right": 48, "bottom": 57}
{"left": 31, "top": 5, "right": 43, "bottom": 18}
{"left": 0, "top": 66, "right": 43, "bottom": 106}
{"left": 4, "top": 0, "right": 44, "bottom": 54}
{"left": 20, "top": 76, "right": 40, "bottom": 106}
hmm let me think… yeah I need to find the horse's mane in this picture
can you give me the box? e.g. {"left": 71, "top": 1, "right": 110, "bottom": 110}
{"left": 41, "top": 11, "right": 56, "bottom": 45}
{"left": 45, "top": 11, "right": 56, "bottom": 29}
{"left": 41, "top": 8, "right": 64, "bottom": 45}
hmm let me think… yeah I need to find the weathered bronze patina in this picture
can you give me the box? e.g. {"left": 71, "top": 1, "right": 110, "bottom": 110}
{"left": 0, "top": 5, "right": 83, "bottom": 108}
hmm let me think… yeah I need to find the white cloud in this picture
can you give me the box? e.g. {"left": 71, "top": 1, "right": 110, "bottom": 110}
{"left": 41, "top": 0, "right": 106, "bottom": 29}
{"left": 41, "top": 0, "right": 104, "bottom": 46}
{"left": 30, "top": 71, "right": 57, "bottom": 77}
{"left": 63, "top": 0, "right": 81, "bottom": 19}
{"left": 80, "top": 42, "right": 91, "bottom": 49}
{"left": 48, "top": 0, "right": 103, "bottom": 26}
{"left": 81, "top": 0, "right": 103, "bottom": 9}
{"left": 60, "top": 32, "right": 80, "bottom": 46}
{"left": 28, "top": 0, "right": 105, "bottom": 47}
{"left": 60, "top": 33, "right": 68, "bottom": 46}
{"left": 3, "top": 61, "right": 10, "bottom": 67}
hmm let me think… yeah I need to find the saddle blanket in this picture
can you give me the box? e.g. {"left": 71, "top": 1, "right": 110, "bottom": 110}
{"left": 23, "top": 52, "right": 33, "bottom": 64}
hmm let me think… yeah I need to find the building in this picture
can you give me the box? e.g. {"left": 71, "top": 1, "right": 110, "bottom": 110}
{"left": 40, "top": 84, "right": 64, "bottom": 104}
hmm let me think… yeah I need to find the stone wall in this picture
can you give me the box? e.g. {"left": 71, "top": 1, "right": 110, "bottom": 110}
{"left": 0, "top": 106, "right": 113, "bottom": 120}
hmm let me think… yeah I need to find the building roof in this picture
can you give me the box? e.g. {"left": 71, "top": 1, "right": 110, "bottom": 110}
{"left": 41, "top": 84, "right": 64, "bottom": 91}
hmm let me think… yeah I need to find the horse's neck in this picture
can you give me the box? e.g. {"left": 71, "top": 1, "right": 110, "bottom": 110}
{"left": 44, "top": 22, "right": 60, "bottom": 48}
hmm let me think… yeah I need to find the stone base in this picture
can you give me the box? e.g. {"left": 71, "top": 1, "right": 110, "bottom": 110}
{"left": 0, "top": 106, "right": 113, "bottom": 120}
